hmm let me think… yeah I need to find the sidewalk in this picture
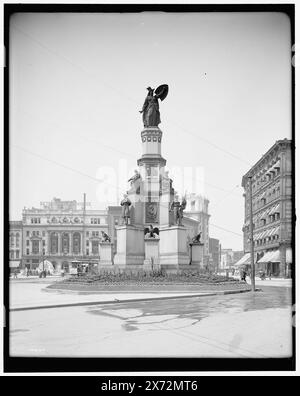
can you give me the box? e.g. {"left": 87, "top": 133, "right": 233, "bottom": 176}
{"left": 10, "top": 287, "right": 252, "bottom": 311}
{"left": 232, "top": 275, "right": 292, "bottom": 287}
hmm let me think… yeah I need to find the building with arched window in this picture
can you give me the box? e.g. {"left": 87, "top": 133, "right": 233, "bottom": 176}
{"left": 10, "top": 195, "right": 207, "bottom": 272}
{"left": 240, "top": 139, "right": 293, "bottom": 277}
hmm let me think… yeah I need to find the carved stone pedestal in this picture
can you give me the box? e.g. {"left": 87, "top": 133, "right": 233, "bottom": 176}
{"left": 113, "top": 225, "right": 145, "bottom": 268}
{"left": 143, "top": 237, "right": 160, "bottom": 270}
{"left": 189, "top": 242, "right": 204, "bottom": 270}
{"left": 98, "top": 242, "right": 113, "bottom": 269}
{"left": 159, "top": 225, "right": 189, "bottom": 272}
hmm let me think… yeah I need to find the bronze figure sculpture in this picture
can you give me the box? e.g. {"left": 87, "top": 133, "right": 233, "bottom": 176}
{"left": 139, "top": 84, "right": 169, "bottom": 127}
{"left": 120, "top": 194, "right": 132, "bottom": 225}
{"left": 171, "top": 195, "right": 186, "bottom": 226}
{"left": 101, "top": 231, "right": 111, "bottom": 243}
{"left": 192, "top": 231, "right": 202, "bottom": 244}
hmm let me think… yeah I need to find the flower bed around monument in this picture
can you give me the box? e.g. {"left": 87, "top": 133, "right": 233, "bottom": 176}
{"left": 47, "top": 270, "right": 251, "bottom": 292}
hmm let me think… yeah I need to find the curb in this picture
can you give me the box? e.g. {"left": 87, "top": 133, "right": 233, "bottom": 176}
{"left": 10, "top": 288, "right": 255, "bottom": 312}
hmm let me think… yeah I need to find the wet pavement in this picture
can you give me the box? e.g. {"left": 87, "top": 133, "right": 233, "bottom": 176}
{"left": 9, "top": 285, "right": 293, "bottom": 358}
{"left": 86, "top": 285, "right": 292, "bottom": 330}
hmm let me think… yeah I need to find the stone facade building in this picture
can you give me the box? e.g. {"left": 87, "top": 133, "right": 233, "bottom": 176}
{"left": 208, "top": 237, "right": 220, "bottom": 272}
{"left": 9, "top": 221, "right": 23, "bottom": 269}
{"left": 9, "top": 195, "right": 207, "bottom": 272}
{"left": 241, "top": 139, "right": 292, "bottom": 277}
{"left": 19, "top": 197, "right": 110, "bottom": 272}
{"left": 184, "top": 193, "right": 210, "bottom": 266}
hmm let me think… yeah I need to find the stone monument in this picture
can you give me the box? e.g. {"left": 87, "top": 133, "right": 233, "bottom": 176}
{"left": 189, "top": 231, "right": 205, "bottom": 270}
{"left": 98, "top": 231, "right": 113, "bottom": 269}
{"left": 113, "top": 85, "right": 190, "bottom": 272}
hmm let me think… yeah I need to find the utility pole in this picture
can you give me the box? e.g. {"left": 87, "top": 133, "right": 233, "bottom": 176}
{"left": 82, "top": 193, "right": 86, "bottom": 263}
{"left": 248, "top": 176, "right": 255, "bottom": 292}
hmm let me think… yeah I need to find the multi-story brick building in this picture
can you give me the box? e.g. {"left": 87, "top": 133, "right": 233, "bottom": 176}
{"left": 241, "top": 139, "right": 293, "bottom": 277}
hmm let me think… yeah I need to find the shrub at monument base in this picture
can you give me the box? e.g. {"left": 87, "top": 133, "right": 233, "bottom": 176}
{"left": 53, "top": 270, "right": 243, "bottom": 285}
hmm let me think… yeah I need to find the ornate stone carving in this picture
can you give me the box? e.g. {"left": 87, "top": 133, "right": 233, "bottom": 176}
{"left": 145, "top": 202, "right": 158, "bottom": 223}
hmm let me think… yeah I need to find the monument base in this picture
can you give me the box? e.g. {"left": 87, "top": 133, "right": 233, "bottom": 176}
{"left": 159, "top": 225, "right": 189, "bottom": 272}
{"left": 143, "top": 237, "right": 160, "bottom": 270}
{"left": 113, "top": 225, "right": 145, "bottom": 267}
{"left": 98, "top": 242, "right": 113, "bottom": 269}
{"left": 188, "top": 242, "right": 204, "bottom": 271}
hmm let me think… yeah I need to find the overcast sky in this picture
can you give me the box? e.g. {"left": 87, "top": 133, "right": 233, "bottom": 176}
{"left": 9, "top": 11, "right": 291, "bottom": 250}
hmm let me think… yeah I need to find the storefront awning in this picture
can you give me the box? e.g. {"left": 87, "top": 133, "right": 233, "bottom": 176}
{"left": 234, "top": 253, "right": 250, "bottom": 266}
{"left": 268, "top": 250, "right": 280, "bottom": 262}
{"left": 258, "top": 250, "right": 280, "bottom": 263}
{"left": 260, "top": 230, "right": 268, "bottom": 239}
{"left": 257, "top": 251, "right": 273, "bottom": 263}
{"left": 269, "top": 204, "right": 280, "bottom": 216}
{"left": 273, "top": 160, "right": 281, "bottom": 169}
{"left": 269, "top": 226, "right": 280, "bottom": 237}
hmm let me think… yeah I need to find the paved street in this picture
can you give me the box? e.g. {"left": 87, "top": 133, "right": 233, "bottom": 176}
{"left": 9, "top": 279, "right": 293, "bottom": 358}
{"left": 9, "top": 278, "right": 222, "bottom": 310}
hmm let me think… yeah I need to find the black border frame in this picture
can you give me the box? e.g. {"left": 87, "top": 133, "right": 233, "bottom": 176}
{"left": 3, "top": 3, "right": 296, "bottom": 373}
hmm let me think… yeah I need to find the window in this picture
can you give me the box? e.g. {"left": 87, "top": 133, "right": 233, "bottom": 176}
{"left": 26, "top": 231, "right": 30, "bottom": 236}
{"left": 32, "top": 240, "right": 39, "bottom": 254}
{"left": 32, "top": 231, "right": 36, "bottom": 236}
{"left": 73, "top": 233, "right": 81, "bottom": 254}
{"left": 16, "top": 250, "right": 19, "bottom": 259}
{"left": 86, "top": 240, "right": 89, "bottom": 247}
{"left": 62, "top": 233, "right": 70, "bottom": 254}
{"left": 26, "top": 240, "right": 29, "bottom": 246}
{"left": 92, "top": 240, "right": 99, "bottom": 255}
{"left": 10, "top": 251, "right": 14, "bottom": 259}
{"left": 37, "top": 231, "right": 40, "bottom": 236}
{"left": 86, "top": 231, "right": 89, "bottom": 237}
{"left": 86, "top": 249, "right": 89, "bottom": 256}
{"left": 42, "top": 240, "right": 45, "bottom": 246}
{"left": 50, "top": 232, "right": 58, "bottom": 254}
{"left": 26, "top": 249, "right": 30, "bottom": 255}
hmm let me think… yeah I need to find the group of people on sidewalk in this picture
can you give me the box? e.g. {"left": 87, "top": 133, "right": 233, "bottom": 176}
{"left": 239, "top": 267, "right": 272, "bottom": 282}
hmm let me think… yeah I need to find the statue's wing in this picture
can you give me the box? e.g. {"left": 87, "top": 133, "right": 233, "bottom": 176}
{"left": 153, "top": 227, "right": 160, "bottom": 236}
{"left": 155, "top": 84, "right": 169, "bottom": 101}
{"left": 144, "top": 227, "right": 149, "bottom": 235}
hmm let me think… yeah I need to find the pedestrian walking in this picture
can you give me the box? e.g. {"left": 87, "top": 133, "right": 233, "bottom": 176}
{"left": 240, "top": 268, "right": 247, "bottom": 283}
{"left": 13, "top": 269, "right": 18, "bottom": 279}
